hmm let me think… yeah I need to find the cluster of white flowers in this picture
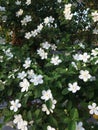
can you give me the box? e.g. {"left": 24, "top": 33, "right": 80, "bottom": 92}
{"left": 25, "top": 16, "right": 55, "bottom": 39}
{"left": 18, "top": 70, "right": 43, "bottom": 89}
{"left": 13, "top": 114, "right": 28, "bottom": 130}
{"left": 10, "top": 99, "right": 21, "bottom": 112}
{"left": 91, "top": 11, "right": 98, "bottom": 22}
{"left": 37, "top": 41, "right": 61, "bottom": 66}
{"left": 73, "top": 52, "right": 90, "bottom": 63}
{"left": 41, "top": 89, "right": 57, "bottom": 115}
{"left": 21, "top": 15, "right": 32, "bottom": 26}
{"left": 88, "top": 102, "right": 98, "bottom": 115}
{"left": 47, "top": 125, "right": 56, "bottom": 130}
{"left": 68, "top": 82, "right": 80, "bottom": 93}
{"left": 63, "top": 4, "right": 73, "bottom": 20}
{"left": 76, "top": 122, "right": 85, "bottom": 130}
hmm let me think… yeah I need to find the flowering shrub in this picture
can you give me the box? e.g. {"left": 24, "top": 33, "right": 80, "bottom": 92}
{"left": 0, "top": 0, "right": 98, "bottom": 130}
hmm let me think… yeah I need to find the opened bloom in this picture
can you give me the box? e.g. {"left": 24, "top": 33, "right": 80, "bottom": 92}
{"left": 68, "top": 82, "right": 80, "bottom": 93}
{"left": 79, "top": 70, "right": 91, "bottom": 82}
{"left": 19, "top": 78, "right": 30, "bottom": 92}
{"left": 10, "top": 99, "right": 21, "bottom": 112}
{"left": 88, "top": 103, "right": 98, "bottom": 115}
{"left": 76, "top": 122, "right": 85, "bottom": 130}
{"left": 41, "top": 89, "right": 53, "bottom": 101}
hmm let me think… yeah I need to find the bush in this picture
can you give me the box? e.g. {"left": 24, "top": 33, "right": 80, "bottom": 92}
{"left": 0, "top": 0, "right": 98, "bottom": 130}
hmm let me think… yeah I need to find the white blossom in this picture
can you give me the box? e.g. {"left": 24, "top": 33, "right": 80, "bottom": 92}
{"left": 15, "top": 0, "right": 21, "bottom": 5}
{"left": 23, "top": 57, "right": 31, "bottom": 69}
{"left": 30, "top": 74, "right": 43, "bottom": 86}
{"left": 79, "top": 52, "right": 90, "bottom": 63}
{"left": 79, "top": 70, "right": 91, "bottom": 82}
{"left": 19, "top": 78, "right": 30, "bottom": 92}
{"left": 16, "top": 9, "right": 23, "bottom": 17}
{"left": 13, "top": 114, "right": 23, "bottom": 124}
{"left": 68, "top": 82, "right": 80, "bottom": 93}
{"left": 17, "top": 120, "right": 28, "bottom": 130}
{"left": 91, "top": 48, "right": 98, "bottom": 56}
{"left": 42, "top": 41, "right": 51, "bottom": 50}
{"left": 51, "top": 55, "right": 62, "bottom": 65}
{"left": 76, "top": 122, "right": 85, "bottom": 130}
{"left": 91, "top": 11, "right": 98, "bottom": 22}
{"left": 27, "top": 69, "right": 35, "bottom": 79}
{"left": 88, "top": 103, "right": 98, "bottom": 115}
{"left": 63, "top": 4, "right": 73, "bottom": 20}
{"left": 37, "top": 48, "right": 48, "bottom": 59}
{"left": 10, "top": 99, "right": 21, "bottom": 112}
{"left": 25, "top": 0, "right": 31, "bottom": 5}
{"left": 25, "top": 32, "right": 32, "bottom": 39}
{"left": 57, "top": 0, "right": 62, "bottom": 3}
{"left": 21, "top": 15, "right": 32, "bottom": 26}
{"left": 47, "top": 125, "right": 56, "bottom": 130}
{"left": 41, "top": 89, "right": 53, "bottom": 101}
{"left": 17, "top": 71, "right": 27, "bottom": 80}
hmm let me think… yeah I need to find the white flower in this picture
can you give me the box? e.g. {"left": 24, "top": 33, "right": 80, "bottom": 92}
{"left": 23, "top": 57, "right": 31, "bottom": 69}
{"left": 30, "top": 74, "right": 43, "bottom": 86}
{"left": 42, "top": 104, "right": 50, "bottom": 115}
{"left": 21, "top": 15, "right": 32, "bottom": 26}
{"left": 51, "top": 44, "right": 57, "bottom": 50}
{"left": 44, "top": 16, "right": 54, "bottom": 25}
{"left": 13, "top": 114, "right": 22, "bottom": 124}
{"left": 68, "top": 82, "right": 80, "bottom": 93}
{"left": 63, "top": 4, "right": 73, "bottom": 20}
{"left": 47, "top": 125, "right": 56, "bottom": 130}
{"left": 3, "top": 48, "right": 13, "bottom": 59}
{"left": 16, "top": 9, "right": 23, "bottom": 17}
{"left": 42, "top": 98, "right": 57, "bottom": 115}
{"left": 25, "top": 0, "right": 31, "bottom": 5}
{"left": 91, "top": 11, "right": 98, "bottom": 22}
{"left": 71, "top": 62, "right": 78, "bottom": 70}
{"left": 79, "top": 70, "right": 91, "bottom": 82}
{"left": 79, "top": 52, "right": 90, "bottom": 63}
{"left": 37, "top": 48, "right": 48, "bottom": 59}
{"left": 27, "top": 69, "right": 35, "bottom": 79}
{"left": 93, "top": 28, "right": 98, "bottom": 34}
{"left": 57, "top": 0, "right": 62, "bottom": 3}
{"left": 15, "top": 0, "right": 21, "bottom": 5}
{"left": 91, "top": 48, "right": 98, "bottom": 56}
{"left": 88, "top": 103, "right": 98, "bottom": 115}
{"left": 25, "top": 32, "right": 32, "bottom": 39}
{"left": 17, "top": 71, "right": 27, "bottom": 80}
{"left": 37, "top": 24, "right": 43, "bottom": 33}
{"left": 41, "top": 89, "right": 53, "bottom": 101}
{"left": 19, "top": 78, "right": 30, "bottom": 92}
{"left": 17, "top": 120, "right": 28, "bottom": 130}
{"left": 73, "top": 53, "right": 82, "bottom": 61}
{"left": 51, "top": 55, "right": 62, "bottom": 65}
{"left": 42, "top": 41, "right": 51, "bottom": 50}
{"left": 76, "top": 122, "right": 85, "bottom": 130}
{"left": 10, "top": 99, "right": 21, "bottom": 112}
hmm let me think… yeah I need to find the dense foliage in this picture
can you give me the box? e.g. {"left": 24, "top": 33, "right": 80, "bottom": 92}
{"left": 0, "top": 0, "right": 98, "bottom": 130}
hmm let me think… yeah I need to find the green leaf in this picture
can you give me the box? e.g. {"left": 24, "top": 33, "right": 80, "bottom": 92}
{"left": 68, "top": 121, "right": 76, "bottom": 130}
{"left": 0, "top": 82, "right": 4, "bottom": 91}
{"left": 70, "top": 108, "right": 79, "bottom": 121}
{"left": 62, "top": 88, "right": 69, "bottom": 95}
{"left": 27, "top": 111, "right": 32, "bottom": 121}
